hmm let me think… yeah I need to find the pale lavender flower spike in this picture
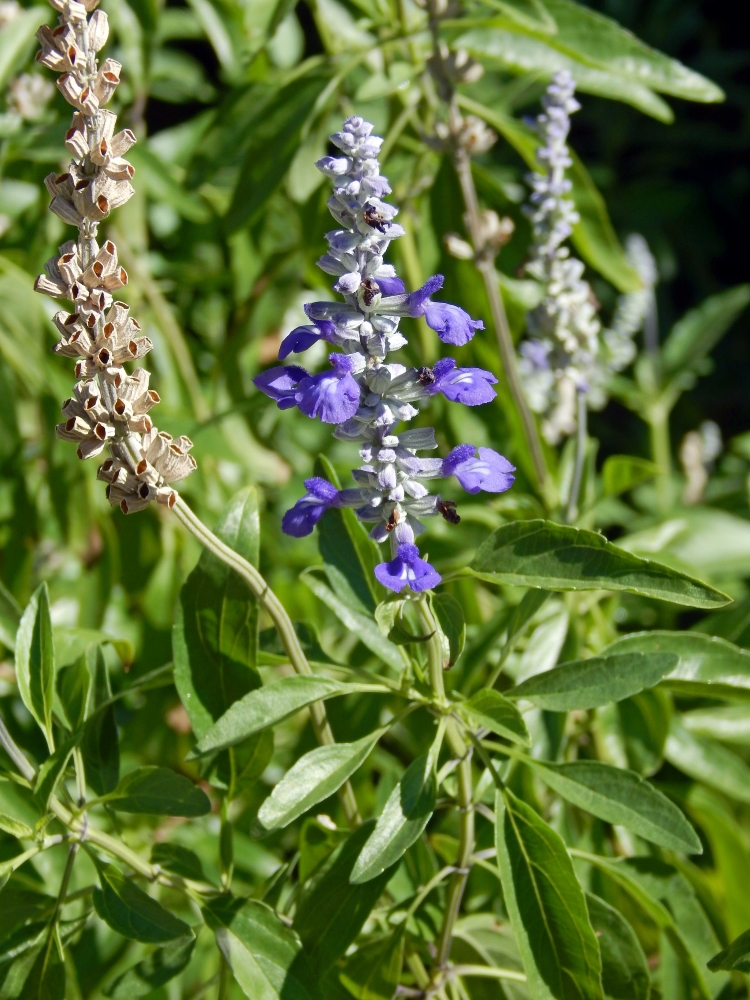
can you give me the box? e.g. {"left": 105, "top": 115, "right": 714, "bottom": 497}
{"left": 254, "top": 117, "right": 515, "bottom": 593}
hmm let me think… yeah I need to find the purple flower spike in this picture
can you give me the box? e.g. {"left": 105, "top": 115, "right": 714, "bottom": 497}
{"left": 443, "top": 445, "right": 516, "bottom": 494}
{"left": 295, "top": 354, "right": 361, "bottom": 424}
{"left": 253, "top": 365, "right": 308, "bottom": 409}
{"left": 430, "top": 358, "right": 497, "bottom": 405}
{"left": 374, "top": 543, "right": 442, "bottom": 593}
{"left": 279, "top": 321, "right": 335, "bottom": 360}
{"left": 423, "top": 302, "right": 484, "bottom": 346}
{"left": 376, "top": 276, "right": 406, "bottom": 296}
{"left": 282, "top": 477, "right": 339, "bottom": 537}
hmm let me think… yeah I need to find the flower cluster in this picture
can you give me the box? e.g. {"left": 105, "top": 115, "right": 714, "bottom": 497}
{"left": 254, "top": 117, "right": 514, "bottom": 593}
{"left": 518, "top": 70, "right": 653, "bottom": 443}
{"left": 33, "top": 0, "right": 195, "bottom": 513}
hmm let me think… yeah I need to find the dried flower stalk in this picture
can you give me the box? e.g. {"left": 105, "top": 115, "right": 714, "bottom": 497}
{"left": 34, "top": 0, "right": 196, "bottom": 512}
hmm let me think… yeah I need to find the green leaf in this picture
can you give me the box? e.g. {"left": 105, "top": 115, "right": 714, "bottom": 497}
{"left": 57, "top": 655, "right": 91, "bottom": 731}
{"left": 33, "top": 732, "right": 80, "bottom": 810}
{"left": 100, "top": 767, "right": 211, "bottom": 816}
{"left": 521, "top": 0, "right": 723, "bottom": 102}
{"left": 530, "top": 759, "right": 701, "bottom": 853}
{"left": 0, "top": 813, "right": 33, "bottom": 839}
{"left": 0, "top": 577, "right": 21, "bottom": 650}
{"left": 18, "top": 938, "right": 66, "bottom": 1000}
{"left": 203, "top": 896, "right": 320, "bottom": 1000}
{"left": 339, "top": 930, "right": 404, "bottom": 1000}
{"left": 471, "top": 520, "right": 730, "bottom": 608}
{"left": 662, "top": 285, "right": 750, "bottom": 375}
{"left": 104, "top": 936, "right": 196, "bottom": 999}
{"left": 665, "top": 718, "right": 750, "bottom": 803}
{"left": 510, "top": 651, "right": 677, "bottom": 710}
{"left": 15, "top": 583, "right": 55, "bottom": 749}
{"left": 619, "top": 689, "right": 671, "bottom": 777}
{"left": 484, "top": 0, "right": 556, "bottom": 32}
{"left": 495, "top": 788, "right": 603, "bottom": 1000}
{"left": 605, "top": 631, "right": 750, "bottom": 700}
{"left": 93, "top": 863, "right": 192, "bottom": 943}
{"left": 223, "top": 730, "right": 275, "bottom": 800}
{"left": 602, "top": 456, "right": 658, "bottom": 498}
{"left": 150, "top": 843, "right": 207, "bottom": 883}
{"left": 351, "top": 733, "right": 441, "bottom": 884}
{"left": 457, "top": 689, "right": 530, "bottom": 746}
{"left": 301, "top": 571, "right": 403, "bottom": 671}
{"left": 294, "top": 821, "right": 397, "bottom": 978}
{"left": 174, "top": 486, "right": 262, "bottom": 741}
{"left": 315, "top": 454, "right": 382, "bottom": 615}
{"left": 708, "top": 929, "right": 750, "bottom": 973}
{"left": 454, "top": 99, "right": 640, "bottom": 293}
{"left": 456, "top": 29, "right": 675, "bottom": 121}
{"left": 585, "top": 894, "right": 649, "bottom": 1000}
{"left": 53, "top": 628, "right": 134, "bottom": 671}
{"left": 258, "top": 729, "right": 383, "bottom": 831}
{"left": 80, "top": 646, "right": 119, "bottom": 796}
{"left": 187, "top": 675, "right": 355, "bottom": 759}
{"left": 227, "top": 73, "right": 329, "bottom": 231}
{"left": 683, "top": 705, "right": 750, "bottom": 744}
{"left": 432, "top": 593, "right": 466, "bottom": 667}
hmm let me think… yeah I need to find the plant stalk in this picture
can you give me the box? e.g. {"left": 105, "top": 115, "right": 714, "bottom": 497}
{"left": 649, "top": 402, "right": 672, "bottom": 512}
{"left": 418, "top": 598, "right": 474, "bottom": 977}
{"left": 452, "top": 143, "right": 551, "bottom": 504}
{"left": 172, "top": 497, "right": 361, "bottom": 828}
{"left": 566, "top": 391, "right": 587, "bottom": 522}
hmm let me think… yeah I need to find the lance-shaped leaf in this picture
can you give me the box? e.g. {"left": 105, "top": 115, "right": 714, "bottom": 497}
{"left": 495, "top": 788, "right": 603, "bottom": 1000}
{"left": 301, "top": 570, "right": 403, "bottom": 671}
{"left": 19, "top": 939, "right": 66, "bottom": 1000}
{"left": 585, "top": 894, "right": 649, "bottom": 1000}
{"left": 203, "top": 896, "right": 320, "bottom": 1000}
{"left": 174, "top": 486, "right": 261, "bottom": 740}
{"left": 472, "top": 520, "right": 729, "bottom": 608}
{"left": 602, "top": 456, "right": 658, "bottom": 498}
{"left": 259, "top": 728, "right": 384, "bottom": 831}
{"left": 187, "top": 676, "right": 367, "bottom": 759}
{"left": 99, "top": 766, "right": 211, "bottom": 816}
{"left": 662, "top": 285, "right": 750, "bottom": 375}
{"left": 150, "top": 844, "right": 207, "bottom": 884}
{"left": 81, "top": 645, "right": 119, "bottom": 795}
{"left": 605, "top": 631, "right": 750, "bottom": 700}
{"left": 432, "top": 592, "right": 466, "bottom": 667}
{"left": 339, "top": 930, "right": 405, "bottom": 1000}
{"left": 457, "top": 689, "right": 530, "bottom": 745}
{"left": 34, "top": 731, "right": 80, "bottom": 810}
{"left": 15, "top": 582, "right": 55, "bottom": 749}
{"left": 510, "top": 652, "right": 677, "bottom": 710}
{"left": 294, "top": 821, "right": 398, "bottom": 978}
{"left": 709, "top": 929, "right": 750, "bottom": 973}
{"left": 530, "top": 759, "right": 701, "bottom": 853}
{"left": 665, "top": 718, "right": 750, "bottom": 803}
{"left": 93, "top": 864, "right": 192, "bottom": 943}
{"left": 104, "top": 936, "right": 196, "bottom": 999}
{"left": 351, "top": 732, "right": 442, "bottom": 884}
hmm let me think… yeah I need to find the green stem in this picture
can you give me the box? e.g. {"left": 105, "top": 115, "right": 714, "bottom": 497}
{"left": 649, "top": 402, "right": 672, "bottom": 512}
{"left": 566, "top": 391, "right": 587, "bottom": 522}
{"left": 418, "top": 598, "right": 474, "bottom": 977}
{"left": 172, "top": 497, "right": 361, "bottom": 829}
{"left": 217, "top": 952, "right": 231, "bottom": 1000}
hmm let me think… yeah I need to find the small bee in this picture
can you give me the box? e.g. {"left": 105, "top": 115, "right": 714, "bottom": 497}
{"left": 384, "top": 509, "right": 401, "bottom": 531}
{"left": 362, "top": 204, "right": 388, "bottom": 233}
{"left": 417, "top": 366, "right": 436, "bottom": 385}
{"left": 360, "top": 278, "right": 380, "bottom": 308}
{"left": 437, "top": 499, "right": 460, "bottom": 524}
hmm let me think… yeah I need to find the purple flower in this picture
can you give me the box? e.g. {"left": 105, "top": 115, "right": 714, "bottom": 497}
{"left": 408, "top": 275, "right": 484, "bottom": 346}
{"left": 429, "top": 358, "right": 497, "bottom": 405}
{"left": 282, "top": 478, "right": 339, "bottom": 537}
{"left": 374, "top": 543, "right": 442, "bottom": 593}
{"left": 376, "top": 276, "right": 406, "bottom": 296}
{"left": 253, "top": 366, "right": 308, "bottom": 409}
{"left": 295, "top": 354, "right": 361, "bottom": 424}
{"left": 279, "top": 321, "right": 335, "bottom": 360}
{"left": 443, "top": 445, "right": 516, "bottom": 494}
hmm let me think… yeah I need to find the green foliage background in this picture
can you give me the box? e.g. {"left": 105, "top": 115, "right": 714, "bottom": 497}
{"left": 2, "top": 0, "right": 750, "bottom": 997}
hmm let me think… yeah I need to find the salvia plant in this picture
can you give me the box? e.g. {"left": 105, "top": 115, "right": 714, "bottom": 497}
{"left": 2, "top": 0, "right": 750, "bottom": 999}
